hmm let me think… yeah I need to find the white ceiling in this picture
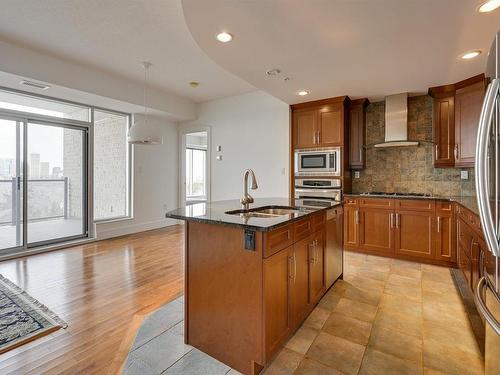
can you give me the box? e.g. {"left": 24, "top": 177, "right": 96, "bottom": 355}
{"left": 0, "top": 0, "right": 255, "bottom": 103}
{"left": 182, "top": 0, "right": 500, "bottom": 103}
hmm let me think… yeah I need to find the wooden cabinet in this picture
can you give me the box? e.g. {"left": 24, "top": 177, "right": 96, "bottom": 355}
{"left": 263, "top": 246, "right": 292, "bottom": 359}
{"left": 291, "top": 97, "right": 349, "bottom": 149}
{"left": 359, "top": 208, "right": 394, "bottom": 255}
{"left": 348, "top": 99, "right": 369, "bottom": 169}
{"left": 344, "top": 199, "right": 359, "bottom": 249}
{"left": 309, "top": 230, "right": 325, "bottom": 305}
{"left": 429, "top": 74, "right": 485, "bottom": 168}
{"left": 395, "top": 210, "right": 435, "bottom": 260}
{"left": 455, "top": 80, "right": 486, "bottom": 167}
{"left": 435, "top": 202, "right": 455, "bottom": 263}
{"left": 433, "top": 96, "right": 455, "bottom": 167}
{"left": 290, "top": 234, "right": 313, "bottom": 329}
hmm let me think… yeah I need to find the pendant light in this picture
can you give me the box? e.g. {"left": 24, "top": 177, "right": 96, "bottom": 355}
{"left": 127, "top": 61, "right": 163, "bottom": 145}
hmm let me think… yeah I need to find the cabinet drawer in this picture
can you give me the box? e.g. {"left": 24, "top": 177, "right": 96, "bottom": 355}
{"left": 359, "top": 198, "right": 394, "bottom": 210}
{"left": 294, "top": 218, "right": 313, "bottom": 241}
{"left": 263, "top": 224, "right": 294, "bottom": 258}
{"left": 436, "top": 201, "right": 453, "bottom": 213}
{"left": 344, "top": 198, "right": 358, "bottom": 206}
{"left": 457, "top": 204, "right": 475, "bottom": 226}
{"left": 396, "top": 199, "right": 435, "bottom": 212}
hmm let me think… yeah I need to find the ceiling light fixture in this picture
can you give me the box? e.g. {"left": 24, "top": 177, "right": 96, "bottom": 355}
{"left": 189, "top": 81, "right": 199, "bottom": 88}
{"left": 216, "top": 32, "right": 233, "bottom": 43}
{"left": 127, "top": 62, "right": 163, "bottom": 145}
{"left": 266, "top": 68, "right": 281, "bottom": 76}
{"left": 461, "top": 50, "right": 482, "bottom": 59}
{"left": 478, "top": 0, "right": 500, "bottom": 12}
{"left": 297, "top": 90, "right": 310, "bottom": 96}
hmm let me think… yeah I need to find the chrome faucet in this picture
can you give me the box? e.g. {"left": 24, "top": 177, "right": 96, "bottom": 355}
{"left": 240, "top": 169, "right": 258, "bottom": 210}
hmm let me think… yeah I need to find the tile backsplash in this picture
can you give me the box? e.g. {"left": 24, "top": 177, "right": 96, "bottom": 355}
{"left": 351, "top": 95, "right": 475, "bottom": 197}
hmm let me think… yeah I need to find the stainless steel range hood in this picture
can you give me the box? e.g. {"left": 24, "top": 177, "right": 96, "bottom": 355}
{"left": 374, "top": 93, "right": 419, "bottom": 148}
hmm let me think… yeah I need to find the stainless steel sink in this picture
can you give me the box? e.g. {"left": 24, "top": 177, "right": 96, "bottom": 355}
{"left": 225, "top": 206, "right": 308, "bottom": 218}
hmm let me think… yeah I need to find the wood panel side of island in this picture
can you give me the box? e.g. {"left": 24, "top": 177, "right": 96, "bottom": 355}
{"left": 185, "top": 221, "right": 264, "bottom": 375}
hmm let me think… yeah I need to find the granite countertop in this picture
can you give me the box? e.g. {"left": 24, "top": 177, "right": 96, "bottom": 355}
{"left": 165, "top": 198, "right": 342, "bottom": 232}
{"left": 344, "top": 193, "right": 479, "bottom": 215}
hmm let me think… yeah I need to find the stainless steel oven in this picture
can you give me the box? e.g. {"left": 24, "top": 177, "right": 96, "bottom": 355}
{"left": 294, "top": 178, "right": 342, "bottom": 202}
{"left": 294, "top": 147, "right": 341, "bottom": 176}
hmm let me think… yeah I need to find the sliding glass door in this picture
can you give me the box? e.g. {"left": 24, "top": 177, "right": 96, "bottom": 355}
{"left": 26, "top": 121, "right": 87, "bottom": 246}
{"left": 0, "top": 116, "right": 23, "bottom": 251}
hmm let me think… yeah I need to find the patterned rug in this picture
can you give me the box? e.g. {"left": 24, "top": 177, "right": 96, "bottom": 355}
{"left": 0, "top": 274, "right": 67, "bottom": 354}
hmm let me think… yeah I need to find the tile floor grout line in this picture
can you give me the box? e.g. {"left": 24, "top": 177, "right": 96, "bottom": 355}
{"left": 131, "top": 318, "right": 184, "bottom": 353}
{"left": 158, "top": 346, "right": 195, "bottom": 375}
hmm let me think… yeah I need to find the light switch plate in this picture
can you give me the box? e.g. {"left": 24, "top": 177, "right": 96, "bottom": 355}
{"left": 217, "top": 145, "right": 222, "bottom": 152}
{"left": 460, "top": 170, "right": 469, "bottom": 180}
{"left": 354, "top": 171, "right": 360, "bottom": 179}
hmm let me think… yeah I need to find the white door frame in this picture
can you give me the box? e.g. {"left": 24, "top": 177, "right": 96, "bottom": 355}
{"left": 178, "top": 126, "right": 211, "bottom": 207}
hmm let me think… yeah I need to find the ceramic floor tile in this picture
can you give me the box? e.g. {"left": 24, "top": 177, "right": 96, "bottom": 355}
{"left": 345, "top": 275, "right": 386, "bottom": 293}
{"left": 373, "top": 309, "right": 423, "bottom": 338}
{"left": 226, "top": 370, "right": 244, "bottom": 375}
{"left": 422, "top": 269, "right": 453, "bottom": 284}
{"left": 422, "top": 278, "right": 458, "bottom": 294}
{"left": 293, "top": 357, "right": 344, "bottom": 375}
{"left": 162, "top": 348, "right": 229, "bottom": 375}
{"left": 333, "top": 297, "right": 378, "bottom": 323}
{"left": 367, "top": 325, "right": 423, "bottom": 364}
{"left": 285, "top": 326, "right": 320, "bottom": 354}
{"left": 322, "top": 311, "right": 373, "bottom": 346}
{"left": 132, "top": 301, "right": 184, "bottom": 350}
{"left": 390, "top": 265, "right": 422, "bottom": 280}
{"left": 263, "top": 348, "right": 303, "bottom": 375}
{"left": 353, "top": 267, "right": 389, "bottom": 282}
{"left": 378, "top": 293, "right": 422, "bottom": 319}
{"left": 422, "top": 302, "right": 470, "bottom": 328}
{"left": 306, "top": 332, "right": 365, "bottom": 375}
{"left": 422, "top": 289, "right": 464, "bottom": 307}
{"left": 302, "top": 307, "right": 331, "bottom": 330}
{"left": 423, "top": 339, "right": 484, "bottom": 375}
{"left": 359, "top": 348, "right": 422, "bottom": 375}
{"left": 343, "top": 284, "right": 383, "bottom": 306}
{"left": 387, "top": 273, "right": 421, "bottom": 289}
{"left": 129, "top": 330, "right": 193, "bottom": 373}
{"left": 123, "top": 356, "right": 158, "bottom": 375}
{"left": 423, "top": 319, "right": 482, "bottom": 357}
{"left": 392, "top": 259, "right": 422, "bottom": 270}
{"left": 383, "top": 282, "right": 422, "bottom": 301}
{"left": 317, "top": 290, "right": 342, "bottom": 311}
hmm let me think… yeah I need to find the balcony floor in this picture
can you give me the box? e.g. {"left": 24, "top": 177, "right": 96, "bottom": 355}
{"left": 0, "top": 218, "right": 84, "bottom": 249}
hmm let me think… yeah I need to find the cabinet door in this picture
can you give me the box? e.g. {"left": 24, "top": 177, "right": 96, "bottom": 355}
{"left": 458, "top": 241, "right": 472, "bottom": 289}
{"left": 309, "top": 231, "right": 325, "bottom": 305}
{"left": 344, "top": 206, "right": 359, "bottom": 248}
{"left": 433, "top": 96, "right": 455, "bottom": 167}
{"left": 264, "top": 247, "right": 292, "bottom": 359}
{"left": 349, "top": 103, "right": 365, "bottom": 169}
{"left": 318, "top": 105, "right": 342, "bottom": 146}
{"left": 455, "top": 81, "right": 485, "bottom": 167}
{"left": 290, "top": 235, "right": 313, "bottom": 328}
{"left": 435, "top": 213, "right": 455, "bottom": 263}
{"left": 359, "top": 208, "right": 394, "bottom": 254}
{"left": 293, "top": 109, "right": 318, "bottom": 148}
{"left": 395, "top": 210, "right": 435, "bottom": 259}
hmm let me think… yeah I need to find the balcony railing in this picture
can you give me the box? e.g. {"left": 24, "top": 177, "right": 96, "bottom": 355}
{"left": 0, "top": 178, "right": 69, "bottom": 225}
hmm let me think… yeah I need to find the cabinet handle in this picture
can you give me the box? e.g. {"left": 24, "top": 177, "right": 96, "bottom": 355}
{"left": 437, "top": 216, "right": 441, "bottom": 233}
{"left": 313, "top": 132, "right": 316, "bottom": 144}
{"left": 309, "top": 242, "right": 316, "bottom": 264}
{"left": 288, "top": 255, "right": 294, "bottom": 279}
{"left": 317, "top": 131, "right": 321, "bottom": 144}
{"left": 293, "top": 255, "right": 297, "bottom": 280}
{"left": 390, "top": 213, "right": 394, "bottom": 228}
{"left": 435, "top": 145, "right": 438, "bottom": 161}
{"left": 454, "top": 144, "right": 458, "bottom": 160}
{"left": 396, "top": 213, "right": 400, "bottom": 228}
{"left": 315, "top": 239, "right": 319, "bottom": 265}
{"left": 355, "top": 210, "right": 359, "bottom": 224}
{"left": 359, "top": 148, "right": 362, "bottom": 161}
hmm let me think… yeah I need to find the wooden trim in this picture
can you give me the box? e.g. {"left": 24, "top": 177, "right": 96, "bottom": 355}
{"left": 350, "top": 98, "right": 370, "bottom": 107}
{"left": 455, "top": 73, "right": 485, "bottom": 91}
{"left": 428, "top": 73, "right": 485, "bottom": 98}
{"left": 290, "top": 95, "right": 350, "bottom": 110}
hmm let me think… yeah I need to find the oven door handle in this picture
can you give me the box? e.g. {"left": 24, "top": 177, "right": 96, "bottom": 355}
{"left": 295, "top": 188, "right": 339, "bottom": 193}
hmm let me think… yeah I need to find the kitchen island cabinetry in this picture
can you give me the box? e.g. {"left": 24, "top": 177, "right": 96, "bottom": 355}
{"left": 166, "top": 199, "right": 343, "bottom": 375}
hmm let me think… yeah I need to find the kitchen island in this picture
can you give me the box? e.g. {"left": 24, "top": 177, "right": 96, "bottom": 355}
{"left": 166, "top": 198, "right": 343, "bottom": 375}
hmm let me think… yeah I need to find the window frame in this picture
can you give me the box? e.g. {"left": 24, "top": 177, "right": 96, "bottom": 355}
{"left": 185, "top": 146, "right": 207, "bottom": 201}
{"left": 92, "top": 107, "right": 133, "bottom": 223}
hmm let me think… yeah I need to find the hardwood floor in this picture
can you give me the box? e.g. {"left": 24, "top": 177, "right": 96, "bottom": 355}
{"left": 0, "top": 225, "right": 184, "bottom": 375}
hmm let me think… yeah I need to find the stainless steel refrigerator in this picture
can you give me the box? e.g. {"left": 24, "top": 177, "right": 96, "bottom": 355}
{"left": 475, "top": 29, "right": 500, "bottom": 375}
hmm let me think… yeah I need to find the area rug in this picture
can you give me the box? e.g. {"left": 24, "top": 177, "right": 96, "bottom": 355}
{"left": 0, "top": 274, "right": 67, "bottom": 354}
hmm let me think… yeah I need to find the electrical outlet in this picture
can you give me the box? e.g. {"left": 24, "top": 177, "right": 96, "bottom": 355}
{"left": 217, "top": 145, "right": 222, "bottom": 152}
{"left": 354, "top": 171, "right": 360, "bottom": 179}
{"left": 216, "top": 155, "right": 222, "bottom": 161}
{"left": 460, "top": 170, "right": 469, "bottom": 180}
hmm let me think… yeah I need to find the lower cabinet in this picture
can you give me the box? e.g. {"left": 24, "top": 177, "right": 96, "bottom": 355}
{"left": 309, "top": 230, "right": 325, "bottom": 305}
{"left": 290, "top": 234, "right": 312, "bottom": 328}
{"left": 344, "top": 197, "right": 456, "bottom": 265}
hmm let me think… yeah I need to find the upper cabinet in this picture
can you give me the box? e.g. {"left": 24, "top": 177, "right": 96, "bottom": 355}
{"left": 429, "top": 74, "right": 485, "bottom": 168}
{"left": 291, "top": 96, "right": 349, "bottom": 149}
{"left": 348, "top": 98, "right": 369, "bottom": 170}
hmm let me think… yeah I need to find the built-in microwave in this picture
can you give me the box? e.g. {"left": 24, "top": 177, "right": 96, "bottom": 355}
{"left": 294, "top": 147, "right": 341, "bottom": 176}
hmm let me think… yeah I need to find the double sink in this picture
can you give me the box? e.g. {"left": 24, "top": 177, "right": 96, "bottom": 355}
{"left": 225, "top": 205, "right": 309, "bottom": 218}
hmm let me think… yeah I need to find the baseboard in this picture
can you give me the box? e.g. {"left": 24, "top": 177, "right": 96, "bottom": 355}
{"left": 97, "top": 218, "right": 181, "bottom": 240}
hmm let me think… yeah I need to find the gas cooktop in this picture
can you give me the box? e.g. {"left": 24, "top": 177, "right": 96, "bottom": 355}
{"left": 360, "top": 192, "right": 432, "bottom": 197}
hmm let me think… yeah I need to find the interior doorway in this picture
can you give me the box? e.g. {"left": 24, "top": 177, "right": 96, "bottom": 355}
{"left": 179, "top": 128, "right": 210, "bottom": 207}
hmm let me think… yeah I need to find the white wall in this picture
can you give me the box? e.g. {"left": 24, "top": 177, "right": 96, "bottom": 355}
{"left": 96, "top": 114, "right": 179, "bottom": 239}
{"left": 181, "top": 91, "right": 290, "bottom": 201}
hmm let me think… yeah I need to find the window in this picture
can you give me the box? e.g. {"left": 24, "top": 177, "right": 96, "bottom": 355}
{"left": 93, "top": 109, "right": 130, "bottom": 221}
{"left": 186, "top": 148, "right": 206, "bottom": 201}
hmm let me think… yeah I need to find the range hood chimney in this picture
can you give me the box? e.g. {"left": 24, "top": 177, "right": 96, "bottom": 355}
{"left": 374, "top": 93, "right": 419, "bottom": 148}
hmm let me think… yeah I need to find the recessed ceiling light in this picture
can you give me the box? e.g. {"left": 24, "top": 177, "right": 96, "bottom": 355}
{"left": 478, "top": 0, "right": 500, "bottom": 12}
{"left": 297, "top": 90, "right": 310, "bottom": 96}
{"left": 461, "top": 50, "right": 482, "bottom": 59}
{"left": 266, "top": 68, "right": 281, "bottom": 76}
{"left": 19, "top": 80, "right": 50, "bottom": 90}
{"left": 189, "top": 81, "right": 199, "bottom": 88}
{"left": 216, "top": 32, "right": 233, "bottom": 43}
